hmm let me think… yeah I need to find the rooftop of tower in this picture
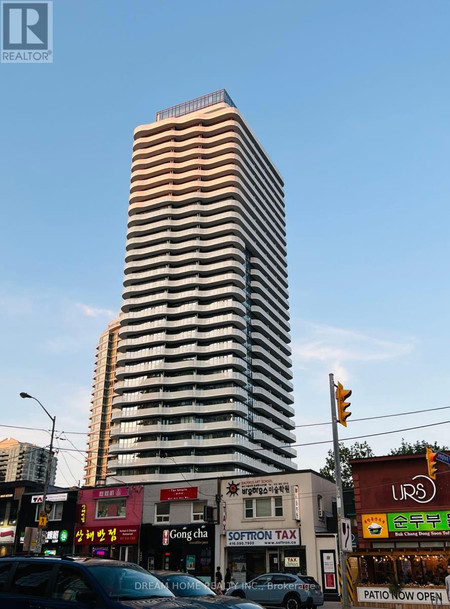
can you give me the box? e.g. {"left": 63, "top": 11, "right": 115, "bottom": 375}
{"left": 156, "top": 89, "right": 236, "bottom": 122}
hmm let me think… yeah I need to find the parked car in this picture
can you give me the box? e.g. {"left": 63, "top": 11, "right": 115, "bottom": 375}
{"left": 152, "top": 571, "right": 264, "bottom": 609}
{"left": 0, "top": 556, "right": 215, "bottom": 608}
{"left": 226, "top": 573, "right": 324, "bottom": 609}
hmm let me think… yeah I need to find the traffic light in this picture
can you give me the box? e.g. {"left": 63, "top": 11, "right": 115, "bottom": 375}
{"left": 336, "top": 381, "right": 352, "bottom": 427}
{"left": 426, "top": 447, "right": 438, "bottom": 480}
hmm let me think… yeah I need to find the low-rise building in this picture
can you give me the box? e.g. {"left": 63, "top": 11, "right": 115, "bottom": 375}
{"left": 219, "top": 471, "right": 338, "bottom": 595}
{"left": 350, "top": 453, "right": 450, "bottom": 608}
{"left": 75, "top": 485, "right": 143, "bottom": 562}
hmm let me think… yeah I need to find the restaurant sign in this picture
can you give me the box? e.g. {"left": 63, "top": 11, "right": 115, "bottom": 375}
{"left": 357, "top": 586, "right": 446, "bottom": 605}
{"left": 226, "top": 528, "right": 299, "bottom": 547}
{"left": 74, "top": 525, "right": 139, "bottom": 545}
{"left": 362, "top": 511, "right": 450, "bottom": 539}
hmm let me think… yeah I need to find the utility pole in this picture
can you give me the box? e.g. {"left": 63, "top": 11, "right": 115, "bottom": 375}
{"left": 20, "top": 392, "right": 56, "bottom": 555}
{"left": 329, "top": 373, "right": 350, "bottom": 609}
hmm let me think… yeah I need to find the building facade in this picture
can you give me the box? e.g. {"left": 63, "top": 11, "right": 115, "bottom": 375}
{"left": 219, "top": 471, "right": 338, "bottom": 595}
{"left": 84, "top": 317, "right": 120, "bottom": 487}
{"left": 108, "top": 89, "right": 296, "bottom": 484}
{"left": 16, "top": 489, "right": 78, "bottom": 556}
{"left": 74, "top": 485, "right": 143, "bottom": 563}
{"left": 350, "top": 453, "right": 450, "bottom": 608}
{"left": 140, "top": 479, "right": 218, "bottom": 581}
{"left": 0, "top": 438, "right": 56, "bottom": 485}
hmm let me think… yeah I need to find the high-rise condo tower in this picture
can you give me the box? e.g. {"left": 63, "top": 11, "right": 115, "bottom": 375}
{"left": 107, "top": 90, "right": 296, "bottom": 483}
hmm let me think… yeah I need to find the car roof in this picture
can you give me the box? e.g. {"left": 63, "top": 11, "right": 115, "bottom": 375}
{"left": 153, "top": 571, "right": 201, "bottom": 578}
{"left": 0, "top": 557, "right": 140, "bottom": 568}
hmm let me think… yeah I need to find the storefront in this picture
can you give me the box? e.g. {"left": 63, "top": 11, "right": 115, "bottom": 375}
{"left": 16, "top": 490, "right": 77, "bottom": 556}
{"left": 140, "top": 480, "right": 218, "bottom": 581}
{"left": 349, "top": 453, "right": 450, "bottom": 608}
{"left": 219, "top": 473, "right": 337, "bottom": 585}
{"left": 141, "top": 523, "right": 215, "bottom": 580}
{"left": 225, "top": 527, "right": 304, "bottom": 582}
{"left": 75, "top": 485, "right": 143, "bottom": 562}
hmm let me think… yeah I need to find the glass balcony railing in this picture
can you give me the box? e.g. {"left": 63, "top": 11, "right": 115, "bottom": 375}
{"left": 156, "top": 89, "right": 236, "bottom": 121}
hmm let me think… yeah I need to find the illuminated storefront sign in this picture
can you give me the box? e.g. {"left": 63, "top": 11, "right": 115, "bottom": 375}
{"left": 74, "top": 525, "right": 139, "bottom": 545}
{"left": 0, "top": 526, "right": 16, "bottom": 544}
{"left": 31, "top": 493, "right": 68, "bottom": 504}
{"left": 362, "top": 511, "right": 450, "bottom": 538}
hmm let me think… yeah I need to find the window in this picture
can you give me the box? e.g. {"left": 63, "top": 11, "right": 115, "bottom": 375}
{"left": 52, "top": 566, "right": 97, "bottom": 603}
{"left": 192, "top": 501, "right": 206, "bottom": 522}
{"left": 11, "top": 562, "right": 53, "bottom": 597}
{"left": 244, "top": 497, "right": 283, "bottom": 518}
{"left": 96, "top": 499, "right": 126, "bottom": 519}
{"left": 35, "top": 502, "right": 64, "bottom": 522}
{"left": 155, "top": 502, "right": 170, "bottom": 523}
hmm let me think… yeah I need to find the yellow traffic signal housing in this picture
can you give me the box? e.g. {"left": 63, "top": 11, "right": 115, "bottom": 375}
{"left": 336, "top": 381, "right": 352, "bottom": 427}
{"left": 426, "top": 447, "right": 438, "bottom": 480}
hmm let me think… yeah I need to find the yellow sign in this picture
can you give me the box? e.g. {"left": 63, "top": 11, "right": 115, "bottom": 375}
{"left": 39, "top": 514, "right": 48, "bottom": 527}
{"left": 362, "top": 513, "right": 388, "bottom": 538}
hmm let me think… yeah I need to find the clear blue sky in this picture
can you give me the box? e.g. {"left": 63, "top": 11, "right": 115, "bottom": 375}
{"left": 1, "top": 0, "right": 449, "bottom": 486}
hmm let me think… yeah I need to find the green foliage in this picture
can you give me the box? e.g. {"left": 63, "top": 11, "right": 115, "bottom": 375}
{"left": 319, "top": 438, "right": 449, "bottom": 488}
{"left": 389, "top": 438, "right": 449, "bottom": 455}
{"left": 319, "top": 441, "right": 374, "bottom": 487}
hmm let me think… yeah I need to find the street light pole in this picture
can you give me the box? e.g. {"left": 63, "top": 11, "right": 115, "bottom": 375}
{"left": 19, "top": 392, "right": 56, "bottom": 555}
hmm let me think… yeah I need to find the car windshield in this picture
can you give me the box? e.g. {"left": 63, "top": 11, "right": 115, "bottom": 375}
{"left": 89, "top": 565, "right": 175, "bottom": 600}
{"left": 161, "top": 574, "right": 215, "bottom": 597}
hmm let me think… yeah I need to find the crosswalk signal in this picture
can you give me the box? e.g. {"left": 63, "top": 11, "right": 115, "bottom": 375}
{"left": 336, "top": 382, "right": 352, "bottom": 427}
{"left": 426, "top": 447, "right": 438, "bottom": 480}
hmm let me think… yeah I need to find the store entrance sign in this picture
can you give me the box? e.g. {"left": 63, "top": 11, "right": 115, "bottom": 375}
{"left": 357, "top": 587, "right": 446, "bottom": 605}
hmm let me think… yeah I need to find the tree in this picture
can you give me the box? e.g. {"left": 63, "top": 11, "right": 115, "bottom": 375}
{"left": 319, "top": 441, "right": 374, "bottom": 487}
{"left": 389, "top": 438, "right": 449, "bottom": 455}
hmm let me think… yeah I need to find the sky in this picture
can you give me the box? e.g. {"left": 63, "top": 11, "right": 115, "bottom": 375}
{"left": 1, "top": 0, "right": 449, "bottom": 487}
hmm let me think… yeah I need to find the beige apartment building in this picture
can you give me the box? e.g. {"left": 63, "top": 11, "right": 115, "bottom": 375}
{"left": 219, "top": 472, "right": 338, "bottom": 591}
{"left": 0, "top": 437, "right": 56, "bottom": 484}
{"left": 107, "top": 90, "right": 296, "bottom": 483}
{"left": 84, "top": 317, "right": 120, "bottom": 487}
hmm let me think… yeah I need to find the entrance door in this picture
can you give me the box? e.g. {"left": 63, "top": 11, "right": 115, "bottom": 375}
{"left": 269, "top": 552, "right": 280, "bottom": 572}
{"left": 119, "top": 546, "right": 133, "bottom": 562}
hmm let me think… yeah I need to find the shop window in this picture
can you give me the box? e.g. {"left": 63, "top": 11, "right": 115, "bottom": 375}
{"left": 192, "top": 501, "right": 206, "bottom": 522}
{"left": 156, "top": 502, "right": 170, "bottom": 523}
{"left": 96, "top": 499, "right": 126, "bottom": 519}
{"left": 244, "top": 497, "right": 283, "bottom": 518}
{"left": 34, "top": 502, "right": 64, "bottom": 522}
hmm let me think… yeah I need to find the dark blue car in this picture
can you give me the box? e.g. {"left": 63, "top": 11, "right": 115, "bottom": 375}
{"left": 0, "top": 557, "right": 222, "bottom": 608}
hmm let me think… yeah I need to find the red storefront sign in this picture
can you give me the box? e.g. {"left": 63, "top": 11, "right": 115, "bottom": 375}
{"left": 74, "top": 525, "right": 139, "bottom": 545}
{"left": 160, "top": 487, "right": 198, "bottom": 501}
{"left": 92, "top": 487, "right": 129, "bottom": 499}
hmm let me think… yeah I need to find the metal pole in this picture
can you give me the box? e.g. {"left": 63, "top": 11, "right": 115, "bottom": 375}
{"left": 35, "top": 414, "right": 56, "bottom": 554}
{"left": 19, "top": 393, "right": 56, "bottom": 555}
{"left": 329, "top": 373, "right": 349, "bottom": 609}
